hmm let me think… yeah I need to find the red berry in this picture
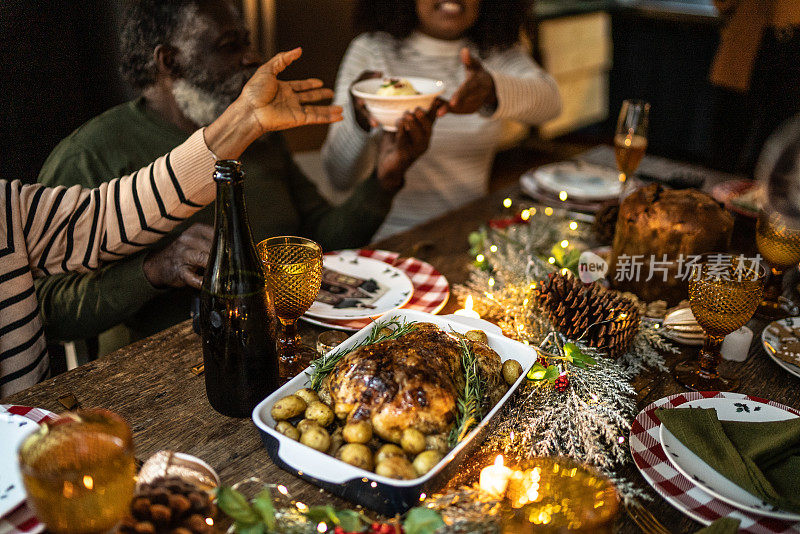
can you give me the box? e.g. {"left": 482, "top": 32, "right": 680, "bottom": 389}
{"left": 371, "top": 524, "right": 380, "bottom": 531}
{"left": 554, "top": 374, "right": 569, "bottom": 392}
{"left": 380, "top": 525, "right": 392, "bottom": 534}
{"left": 334, "top": 527, "right": 344, "bottom": 534}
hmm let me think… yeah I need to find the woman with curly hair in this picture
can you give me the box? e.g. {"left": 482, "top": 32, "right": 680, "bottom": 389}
{"left": 322, "top": 0, "right": 561, "bottom": 240}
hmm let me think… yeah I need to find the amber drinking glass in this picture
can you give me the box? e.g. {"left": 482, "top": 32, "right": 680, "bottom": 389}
{"left": 257, "top": 236, "right": 323, "bottom": 380}
{"left": 18, "top": 409, "right": 136, "bottom": 534}
{"left": 755, "top": 211, "right": 800, "bottom": 317}
{"left": 674, "top": 256, "right": 766, "bottom": 391}
{"left": 614, "top": 99, "right": 650, "bottom": 200}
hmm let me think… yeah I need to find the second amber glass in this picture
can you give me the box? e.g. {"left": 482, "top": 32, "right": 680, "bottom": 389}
{"left": 18, "top": 409, "right": 136, "bottom": 534}
{"left": 674, "top": 256, "right": 766, "bottom": 391}
{"left": 755, "top": 210, "right": 800, "bottom": 317}
{"left": 614, "top": 99, "right": 650, "bottom": 200}
{"left": 257, "top": 236, "right": 323, "bottom": 380}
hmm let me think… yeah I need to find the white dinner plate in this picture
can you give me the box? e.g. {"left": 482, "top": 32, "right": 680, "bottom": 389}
{"left": 305, "top": 253, "right": 414, "bottom": 321}
{"left": 0, "top": 413, "right": 39, "bottom": 518}
{"left": 761, "top": 317, "right": 800, "bottom": 381}
{"left": 532, "top": 161, "right": 622, "bottom": 201}
{"left": 659, "top": 396, "right": 800, "bottom": 521}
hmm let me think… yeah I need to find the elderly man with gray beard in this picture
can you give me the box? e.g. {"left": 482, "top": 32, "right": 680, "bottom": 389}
{"left": 36, "top": 0, "right": 435, "bottom": 356}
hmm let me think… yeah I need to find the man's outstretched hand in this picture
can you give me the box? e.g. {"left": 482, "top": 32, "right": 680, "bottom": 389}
{"left": 205, "top": 48, "right": 343, "bottom": 160}
{"left": 241, "top": 47, "right": 344, "bottom": 134}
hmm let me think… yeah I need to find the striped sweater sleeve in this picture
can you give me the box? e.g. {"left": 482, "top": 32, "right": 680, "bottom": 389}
{"left": 321, "top": 34, "right": 383, "bottom": 192}
{"left": 18, "top": 129, "right": 216, "bottom": 277}
{"left": 484, "top": 45, "right": 562, "bottom": 125}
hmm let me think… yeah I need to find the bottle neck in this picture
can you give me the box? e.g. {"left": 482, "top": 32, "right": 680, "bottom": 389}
{"left": 212, "top": 179, "right": 260, "bottom": 273}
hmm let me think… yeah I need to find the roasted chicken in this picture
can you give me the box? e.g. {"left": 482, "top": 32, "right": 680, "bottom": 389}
{"left": 321, "top": 323, "right": 507, "bottom": 443}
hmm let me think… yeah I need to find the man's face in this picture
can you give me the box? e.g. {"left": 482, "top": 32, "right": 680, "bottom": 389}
{"left": 170, "top": 1, "right": 262, "bottom": 126}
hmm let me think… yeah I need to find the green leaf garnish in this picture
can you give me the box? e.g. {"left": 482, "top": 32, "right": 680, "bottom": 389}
{"left": 336, "top": 510, "right": 367, "bottom": 531}
{"left": 527, "top": 361, "right": 546, "bottom": 380}
{"left": 234, "top": 523, "right": 265, "bottom": 534}
{"left": 252, "top": 488, "right": 276, "bottom": 530}
{"left": 216, "top": 487, "right": 260, "bottom": 525}
{"left": 448, "top": 333, "right": 486, "bottom": 447}
{"left": 403, "top": 507, "right": 445, "bottom": 534}
{"left": 543, "top": 365, "right": 559, "bottom": 383}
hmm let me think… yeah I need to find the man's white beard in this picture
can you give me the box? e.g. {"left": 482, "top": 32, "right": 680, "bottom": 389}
{"left": 172, "top": 79, "right": 229, "bottom": 127}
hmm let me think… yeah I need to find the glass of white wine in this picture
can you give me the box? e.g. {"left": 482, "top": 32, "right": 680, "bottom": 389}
{"left": 614, "top": 99, "right": 650, "bottom": 200}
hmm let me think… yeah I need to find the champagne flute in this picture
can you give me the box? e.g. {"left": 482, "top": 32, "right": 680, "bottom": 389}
{"left": 673, "top": 255, "right": 766, "bottom": 391}
{"left": 755, "top": 210, "right": 800, "bottom": 317}
{"left": 18, "top": 409, "right": 136, "bottom": 534}
{"left": 257, "top": 236, "right": 323, "bottom": 381}
{"left": 614, "top": 99, "right": 650, "bottom": 200}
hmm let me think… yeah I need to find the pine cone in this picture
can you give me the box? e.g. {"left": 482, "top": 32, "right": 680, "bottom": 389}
{"left": 537, "top": 271, "right": 640, "bottom": 358}
{"left": 554, "top": 374, "right": 570, "bottom": 392}
{"left": 117, "top": 477, "right": 216, "bottom": 534}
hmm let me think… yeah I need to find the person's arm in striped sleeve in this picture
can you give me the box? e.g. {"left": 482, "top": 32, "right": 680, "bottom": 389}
{"left": 19, "top": 48, "right": 342, "bottom": 277}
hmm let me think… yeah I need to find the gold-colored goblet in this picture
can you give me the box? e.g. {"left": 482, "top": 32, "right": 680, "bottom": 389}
{"left": 18, "top": 409, "right": 136, "bottom": 534}
{"left": 257, "top": 236, "right": 322, "bottom": 381}
{"left": 674, "top": 255, "right": 766, "bottom": 391}
{"left": 756, "top": 210, "right": 800, "bottom": 317}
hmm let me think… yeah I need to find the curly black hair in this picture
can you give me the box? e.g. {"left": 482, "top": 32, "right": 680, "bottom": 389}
{"left": 119, "top": 0, "right": 205, "bottom": 88}
{"left": 354, "top": 0, "right": 530, "bottom": 54}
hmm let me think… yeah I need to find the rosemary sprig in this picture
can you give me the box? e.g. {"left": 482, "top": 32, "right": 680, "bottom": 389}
{"left": 308, "top": 318, "right": 418, "bottom": 391}
{"left": 448, "top": 334, "right": 485, "bottom": 447}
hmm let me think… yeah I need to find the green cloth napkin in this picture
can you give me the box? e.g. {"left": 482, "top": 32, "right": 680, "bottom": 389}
{"left": 694, "top": 517, "right": 741, "bottom": 534}
{"left": 657, "top": 408, "right": 800, "bottom": 514}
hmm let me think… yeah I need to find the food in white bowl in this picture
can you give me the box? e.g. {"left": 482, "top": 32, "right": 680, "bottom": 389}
{"left": 376, "top": 78, "right": 420, "bottom": 96}
{"left": 351, "top": 76, "right": 445, "bottom": 131}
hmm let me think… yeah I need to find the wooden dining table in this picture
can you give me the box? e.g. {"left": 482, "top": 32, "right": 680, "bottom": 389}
{"left": 5, "top": 146, "right": 798, "bottom": 533}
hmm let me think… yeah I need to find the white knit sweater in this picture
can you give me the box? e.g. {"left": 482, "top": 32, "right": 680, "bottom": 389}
{"left": 322, "top": 31, "right": 562, "bottom": 240}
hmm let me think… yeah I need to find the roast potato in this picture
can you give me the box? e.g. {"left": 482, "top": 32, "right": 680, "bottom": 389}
{"left": 374, "top": 444, "right": 406, "bottom": 465}
{"left": 413, "top": 450, "right": 443, "bottom": 476}
{"left": 464, "top": 330, "right": 488, "bottom": 344}
{"left": 375, "top": 456, "right": 417, "bottom": 480}
{"left": 502, "top": 359, "right": 523, "bottom": 385}
{"left": 337, "top": 444, "right": 374, "bottom": 471}
{"left": 271, "top": 395, "right": 307, "bottom": 421}
{"left": 297, "top": 418, "right": 319, "bottom": 434}
{"left": 334, "top": 402, "right": 353, "bottom": 420}
{"left": 328, "top": 427, "right": 344, "bottom": 456}
{"left": 299, "top": 426, "right": 330, "bottom": 452}
{"left": 425, "top": 433, "right": 448, "bottom": 453}
{"left": 275, "top": 421, "right": 300, "bottom": 440}
{"left": 342, "top": 420, "right": 373, "bottom": 444}
{"left": 305, "top": 401, "right": 335, "bottom": 427}
{"left": 400, "top": 428, "right": 426, "bottom": 454}
{"left": 294, "top": 388, "right": 320, "bottom": 405}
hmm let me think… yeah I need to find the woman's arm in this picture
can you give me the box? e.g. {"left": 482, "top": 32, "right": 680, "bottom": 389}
{"left": 321, "top": 34, "right": 383, "bottom": 191}
{"left": 482, "top": 46, "right": 562, "bottom": 126}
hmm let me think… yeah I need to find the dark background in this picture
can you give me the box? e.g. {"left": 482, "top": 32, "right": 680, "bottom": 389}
{"left": 0, "top": 0, "right": 721, "bottom": 185}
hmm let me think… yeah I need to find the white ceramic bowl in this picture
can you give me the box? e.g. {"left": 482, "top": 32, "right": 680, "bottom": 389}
{"left": 351, "top": 76, "right": 445, "bottom": 131}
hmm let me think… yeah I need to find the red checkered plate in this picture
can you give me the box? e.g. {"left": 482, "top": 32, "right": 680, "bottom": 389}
{"left": 301, "top": 249, "right": 450, "bottom": 331}
{"left": 630, "top": 392, "right": 800, "bottom": 533}
{"left": 0, "top": 405, "right": 57, "bottom": 534}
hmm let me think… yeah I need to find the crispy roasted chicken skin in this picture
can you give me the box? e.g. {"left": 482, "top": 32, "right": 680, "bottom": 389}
{"left": 321, "top": 323, "right": 506, "bottom": 442}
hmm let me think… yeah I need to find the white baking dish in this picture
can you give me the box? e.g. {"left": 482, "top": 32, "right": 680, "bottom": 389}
{"left": 252, "top": 309, "right": 537, "bottom": 515}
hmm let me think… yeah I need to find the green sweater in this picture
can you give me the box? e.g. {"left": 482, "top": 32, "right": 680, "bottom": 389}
{"left": 36, "top": 97, "right": 393, "bottom": 346}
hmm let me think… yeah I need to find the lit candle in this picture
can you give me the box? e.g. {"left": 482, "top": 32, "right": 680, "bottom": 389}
{"left": 454, "top": 295, "right": 480, "bottom": 319}
{"left": 479, "top": 455, "right": 513, "bottom": 498}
